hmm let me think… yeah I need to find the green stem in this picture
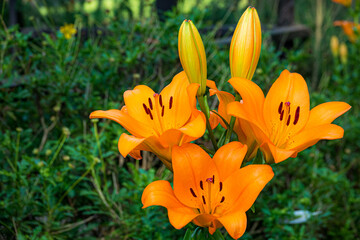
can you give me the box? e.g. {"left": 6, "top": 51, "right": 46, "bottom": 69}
{"left": 49, "top": 134, "right": 67, "bottom": 166}
{"left": 198, "top": 95, "right": 218, "bottom": 151}
{"left": 224, "top": 93, "right": 240, "bottom": 144}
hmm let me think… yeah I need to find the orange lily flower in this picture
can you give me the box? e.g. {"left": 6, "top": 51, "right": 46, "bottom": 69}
{"left": 227, "top": 70, "right": 351, "bottom": 164}
{"left": 334, "top": 20, "right": 360, "bottom": 43}
{"left": 207, "top": 80, "right": 259, "bottom": 160}
{"left": 142, "top": 142, "right": 274, "bottom": 239}
{"left": 89, "top": 71, "right": 206, "bottom": 170}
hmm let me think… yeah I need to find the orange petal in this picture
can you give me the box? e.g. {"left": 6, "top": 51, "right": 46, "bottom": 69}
{"left": 89, "top": 109, "right": 155, "bottom": 137}
{"left": 263, "top": 70, "right": 310, "bottom": 137}
{"left": 142, "top": 180, "right": 198, "bottom": 229}
{"left": 172, "top": 144, "right": 218, "bottom": 209}
{"left": 228, "top": 77, "right": 265, "bottom": 127}
{"left": 305, "top": 101, "right": 351, "bottom": 129}
{"left": 158, "top": 111, "right": 206, "bottom": 148}
{"left": 129, "top": 150, "right": 142, "bottom": 160}
{"left": 288, "top": 124, "right": 344, "bottom": 153}
{"left": 206, "top": 79, "right": 218, "bottom": 90}
{"left": 212, "top": 89, "right": 235, "bottom": 127}
{"left": 209, "top": 111, "right": 220, "bottom": 129}
{"left": 221, "top": 165, "right": 274, "bottom": 212}
{"left": 227, "top": 102, "right": 269, "bottom": 144}
{"left": 178, "top": 111, "right": 206, "bottom": 138}
{"left": 160, "top": 71, "right": 194, "bottom": 129}
{"left": 213, "top": 142, "right": 248, "bottom": 180}
{"left": 261, "top": 142, "right": 296, "bottom": 164}
{"left": 187, "top": 82, "right": 200, "bottom": 108}
{"left": 123, "top": 85, "right": 156, "bottom": 126}
{"left": 118, "top": 133, "right": 147, "bottom": 158}
{"left": 217, "top": 210, "right": 247, "bottom": 239}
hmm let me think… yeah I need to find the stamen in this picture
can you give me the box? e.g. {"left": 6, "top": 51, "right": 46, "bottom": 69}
{"left": 219, "top": 182, "right": 223, "bottom": 192}
{"left": 280, "top": 110, "right": 284, "bottom": 121}
{"left": 200, "top": 181, "right": 203, "bottom": 190}
{"left": 161, "top": 106, "right": 165, "bottom": 117}
{"left": 212, "top": 175, "right": 215, "bottom": 184}
{"left": 278, "top": 102, "right": 283, "bottom": 114}
{"left": 142, "top": 104, "right": 149, "bottom": 114}
{"left": 286, "top": 115, "right": 291, "bottom": 126}
{"left": 159, "top": 95, "right": 163, "bottom": 107}
{"left": 190, "top": 188, "right": 197, "bottom": 198}
{"left": 149, "top": 111, "right": 153, "bottom": 120}
{"left": 220, "top": 196, "right": 225, "bottom": 203}
{"left": 294, "top": 106, "right": 300, "bottom": 125}
{"left": 202, "top": 195, "right": 206, "bottom": 204}
{"left": 148, "top": 98, "right": 153, "bottom": 110}
{"left": 169, "top": 96, "right": 173, "bottom": 109}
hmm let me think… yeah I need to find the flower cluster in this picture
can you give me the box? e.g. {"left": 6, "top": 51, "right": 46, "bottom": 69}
{"left": 90, "top": 6, "right": 350, "bottom": 239}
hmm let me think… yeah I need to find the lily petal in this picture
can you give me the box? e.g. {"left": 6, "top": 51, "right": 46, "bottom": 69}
{"left": 288, "top": 124, "right": 344, "bottom": 152}
{"left": 89, "top": 109, "right": 155, "bottom": 137}
{"left": 228, "top": 77, "right": 265, "bottom": 128}
{"left": 263, "top": 70, "right": 310, "bottom": 137}
{"left": 305, "top": 101, "right": 351, "bottom": 129}
{"left": 261, "top": 142, "right": 296, "bottom": 164}
{"left": 221, "top": 165, "right": 274, "bottom": 212}
{"left": 118, "top": 133, "right": 147, "bottom": 158}
{"left": 213, "top": 142, "right": 248, "bottom": 180}
{"left": 172, "top": 144, "right": 218, "bottom": 209}
{"left": 124, "top": 85, "right": 156, "bottom": 127}
{"left": 160, "top": 71, "right": 194, "bottom": 129}
{"left": 142, "top": 180, "right": 198, "bottom": 229}
{"left": 217, "top": 210, "right": 247, "bottom": 240}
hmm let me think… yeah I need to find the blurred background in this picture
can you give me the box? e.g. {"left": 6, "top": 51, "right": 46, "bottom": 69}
{"left": 0, "top": 0, "right": 359, "bottom": 239}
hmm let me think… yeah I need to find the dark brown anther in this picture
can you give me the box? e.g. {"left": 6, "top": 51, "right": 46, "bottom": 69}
{"left": 294, "top": 106, "right": 300, "bottom": 125}
{"left": 286, "top": 115, "right": 291, "bottom": 126}
{"left": 161, "top": 106, "right": 165, "bottom": 117}
{"left": 143, "top": 104, "right": 149, "bottom": 114}
{"left": 200, "top": 181, "right": 203, "bottom": 190}
{"left": 149, "top": 111, "right": 153, "bottom": 120}
{"left": 202, "top": 196, "right": 206, "bottom": 204}
{"left": 219, "top": 182, "right": 223, "bottom": 192}
{"left": 278, "top": 102, "right": 283, "bottom": 114}
{"left": 159, "top": 95, "right": 163, "bottom": 107}
{"left": 190, "top": 188, "right": 197, "bottom": 198}
{"left": 220, "top": 196, "right": 225, "bottom": 203}
{"left": 212, "top": 175, "right": 215, "bottom": 184}
{"left": 169, "top": 96, "right": 173, "bottom": 109}
{"left": 280, "top": 110, "right": 284, "bottom": 121}
{"left": 148, "top": 98, "right": 153, "bottom": 110}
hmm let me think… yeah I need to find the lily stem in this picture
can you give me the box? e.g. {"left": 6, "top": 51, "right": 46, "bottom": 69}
{"left": 198, "top": 95, "right": 218, "bottom": 151}
{"left": 224, "top": 93, "right": 240, "bottom": 144}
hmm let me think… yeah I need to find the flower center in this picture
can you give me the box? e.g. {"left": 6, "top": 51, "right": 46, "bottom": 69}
{"left": 271, "top": 101, "right": 301, "bottom": 147}
{"left": 189, "top": 175, "right": 225, "bottom": 215}
{"left": 141, "top": 94, "right": 174, "bottom": 135}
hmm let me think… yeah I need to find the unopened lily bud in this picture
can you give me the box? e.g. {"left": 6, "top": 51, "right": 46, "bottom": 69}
{"left": 230, "top": 6, "right": 262, "bottom": 80}
{"left": 330, "top": 36, "right": 339, "bottom": 57}
{"left": 339, "top": 42, "right": 348, "bottom": 64}
{"left": 178, "top": 20, "right": 207, "bottom": 96}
